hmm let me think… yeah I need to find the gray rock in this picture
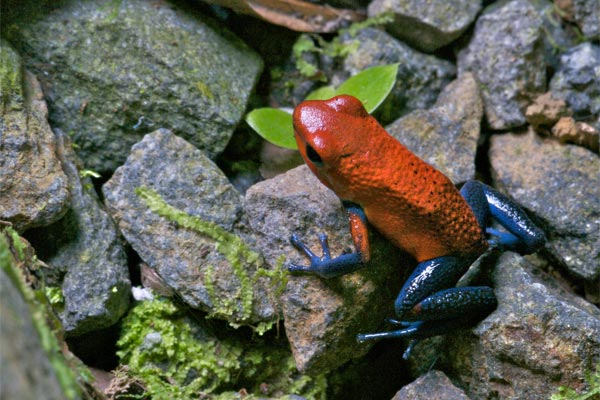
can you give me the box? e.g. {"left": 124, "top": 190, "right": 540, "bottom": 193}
{"left": 573, "top": 0, "right": 600, "bottom": 40}
{"left": 244, "top": 165, "right": 407, "bottom": 373}
{"left": 340, "top": 27, "right": 456, "bottom": 124}
{"left": 446, "top": 252, "right": 600, "bottom": 400}
{"left": 26, "top": 130, "right": 131, "bottom": 337}
{"left": 386, "top": 72, "right": 483, "bottom": 183}
{"left": 529, "top": 0, "right": 578, "bottom": 71}
{"left": 5, "top": 0, "right": 262, "bottom": 174}
{"left": 458, "top": 0, "right": 546, "bottom": 130}
{"left": 0, "top": 233, "right": 67, "bottom": 400}
{"left": 490, "top": 130, "right": 599, "bottom": 284}
{"left": 103, "top": 129, "right": 277, "bottom": 326}
{"left": 0, "top": 227, "right": 101, "bottom": 399}
{"left": 550, "top": 42, "right": 600, "bottom": 121}
{"left": 391, "top": 370, "right": 470, "bottom": 400}
{"left": 368, "top": 0, "right": 481, "bottom": 52}
{"left": 0, "top": 40, "right": 69, "bottom": 232}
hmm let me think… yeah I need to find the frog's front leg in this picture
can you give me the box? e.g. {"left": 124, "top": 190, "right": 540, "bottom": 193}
{"left": 289, "top": 201, "right": 370, "bottom": 279}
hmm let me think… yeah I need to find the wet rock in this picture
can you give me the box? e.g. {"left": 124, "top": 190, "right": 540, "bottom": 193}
{"left": 25, "top": 130, "right": 131, "bottom": 337}
{"left": 244, "top": 165, "right": 408, "bottom": 373}
{"left": 1, "top": 232, "right": 65, "bottom": 399}
{"left": 5, "top": 0, "right": 262, "bottom": 174}
{"left": 446, "top": 252, "right": 600, "bottom": 400}
{"left": 458, "top": 0, "right": 546, "bottom": 130}
{"left": 103, "top": 129, "right": 277, "bottom": 326}
{"left": 340, "top": 27, "right": 456, "bottom": 124}
{"left": 0, "top": 40, "right": 69, "bottom": 232}
{"left": 391, "top": 370, "right": 469, "bottom": 400}
{"left": 573, "top": 0, "right": 600, "bottom": 40}
{"left": 386, "top": 72, "right": 483, "bottom": 183}
{"left": 530, "top": 0, "right": 578, "bottom": 71}
{"left": 490, "top": 130, "right": 599, "bottom": 284}
{"left": 0, "top": 227, "right": 99, "bottom": 399}
{"left": 549, "top": 42, "right": 600, "bottom": 123}
{"left": 367, "top": 0, "right": 481, "bottom": 52}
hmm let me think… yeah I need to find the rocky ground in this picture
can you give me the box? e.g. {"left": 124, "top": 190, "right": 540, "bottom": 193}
{"left": 1, "top": 0, "right": 598, "bottom": 399}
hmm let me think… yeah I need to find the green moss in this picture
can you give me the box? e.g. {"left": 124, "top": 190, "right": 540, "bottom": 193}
{"left": 292, "top": 13, "right": 393, "bottom": 79}
{"left": 135, "top": 187, "right": 287, "bottom": 332}
{"left": 551, "top": 365, "right": 600, "bottom": 400}
{"left": 117, "top": 297, "right": 240, "bottom": 398}
{"left": 196, "top": 81, "right": 215, "bottom": 100}
{"left": 117, "top": 297, "right": 327, "bottom": 399}
{"left": 44, "top": 286, "right": 65, "bottom": 308}
{"left": 0, "top": 41, "right": 23, "bottom": 105}
{"left": 79, "top": 169, "right": 101, "bottom": 179}
{"left": 8, "top": 227, "right": 26, "bottom": 260}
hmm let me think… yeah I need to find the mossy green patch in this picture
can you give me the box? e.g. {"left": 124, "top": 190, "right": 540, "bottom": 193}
{"left": 44, "top": 286, "right": 65, "bottom": 309}
{"left": 292, "top": 12, "right": 394, "bottom": 79}
{"left": 135, "top": 186, "right": 287, "bottom": 333}
{"left": 551, "top": 364, "right": 600, "bottom": 400}
{"left": 0, "top": 40, "right": 23, "bottom": 106}
{"left": 117, "top": 297, "right": 327, "bottom": 399}
{"left": 196, "top": 81, "right": 215, "bottom": 100}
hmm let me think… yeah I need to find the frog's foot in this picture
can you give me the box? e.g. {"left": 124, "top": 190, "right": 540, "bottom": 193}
{"left": 357, "top": 324, "right": 423, "bottom": 359}
{"left": 288, "top": 233, "right": 364, "bottom": 279}
{"left": 358, "top": 309, "right": 495, "bottom": 359}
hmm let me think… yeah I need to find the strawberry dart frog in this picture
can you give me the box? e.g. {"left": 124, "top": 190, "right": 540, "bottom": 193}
{"left": 289, "top": 95, "right": 545, "bottom": 358}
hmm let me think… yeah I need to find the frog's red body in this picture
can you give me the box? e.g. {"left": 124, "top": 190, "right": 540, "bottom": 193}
{"left": 289, "top": 95, "right": 545, "bottom": 355}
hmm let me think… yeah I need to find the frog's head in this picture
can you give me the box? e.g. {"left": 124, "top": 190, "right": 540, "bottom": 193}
{"left": 293, "top": 95, "right": 372, "bottom": 190}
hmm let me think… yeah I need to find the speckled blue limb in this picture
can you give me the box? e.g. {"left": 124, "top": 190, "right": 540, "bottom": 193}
{"left": 358, "top": 307, "right": 496, "bottom": 359}
{"left": 288, "top": 202, "right": 369, "bottom": 279}
{"left": 357, "top": 256, "right": 497, "bottom": 353}
{"left": 460, "top": 180, "right": 545, "bottom": 254}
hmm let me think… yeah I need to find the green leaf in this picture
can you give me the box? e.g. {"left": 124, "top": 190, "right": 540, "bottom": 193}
{"left": 334, "top": 63, "right": 399, "bottom": 113}
{"left": 305, "top": 85, "right": 336, "bottom": 101}
{"left": 245, "top": 108, "right": 297, "bottom": 150}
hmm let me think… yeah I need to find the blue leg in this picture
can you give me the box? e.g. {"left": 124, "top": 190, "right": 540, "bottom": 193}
{"left": 356, "top": 181, "right": 544, "bottom": 353}
{"left": 357, "top": 256, "right": 497, "bottom": 347}
{"left": 288, "top": 202, "right": 370, "bottom": 279}
{"left": 460, "top": 180, "right": 545, "bottom": 254}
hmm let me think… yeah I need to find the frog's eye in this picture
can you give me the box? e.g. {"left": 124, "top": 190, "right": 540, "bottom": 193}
{"left": 306, "top": 144, "right": 323, "bottom": 167}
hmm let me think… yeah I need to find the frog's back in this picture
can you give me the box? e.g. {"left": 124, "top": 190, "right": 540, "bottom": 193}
{"left": 344, "top": 129, "right": 488, "bottom": 262}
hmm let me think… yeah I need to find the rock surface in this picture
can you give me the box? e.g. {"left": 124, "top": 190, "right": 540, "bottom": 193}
{"left": 245, "top": 165, "right": 408, "bottom": 373}
{"left": 0, "top": 227, "right": 98, "bottom": 399}
{"left": 368, "top": 0, "right": 481, "bottom": 52}
{"left": 0, "top": 232, "right": 67, "bottom": 400}
{"left": 4, "top": 0, "right": 263, "bottom": 174}
{"left": 572, "top": 0, "right": 600, "bottom": 40}
{"left": 0, "top": 40, "right": 69, "bottom": 232}
{"left": 386, "top": 72, "right": 483, "bottom": 183}
{"left": 340, "top": 27, "right": 456, "bottom": 124}
{"left": 490, "top": 130, "right": 599, "bottom": 284}
{"left": 103, "top": 129, "right": 277, "bottom": 326}
{"left": 549, "top": 42, "right": 600, "bottom": 125}
{"left": 391, "top": 370, "right": 470, "bottom": 400}
{"left": 25, "top": 130, "right": 131, "bottom": 336}
{"left": 446, "top": 252, "right": 600, "bottom": 400}
{"left": 458, "top": 0, "right": 546, "bottom": 130}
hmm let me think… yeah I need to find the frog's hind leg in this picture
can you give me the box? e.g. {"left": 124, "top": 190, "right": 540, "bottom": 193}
{"left": 357, "top": 255, "right": 497, "bottom": 357}
{"left": 460, "top": 180, "right": 545, "bottom": 254}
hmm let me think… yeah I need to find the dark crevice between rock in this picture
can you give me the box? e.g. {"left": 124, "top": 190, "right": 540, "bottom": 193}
{"left": 67, "top": 325, "right": 121, "bottom": 371}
